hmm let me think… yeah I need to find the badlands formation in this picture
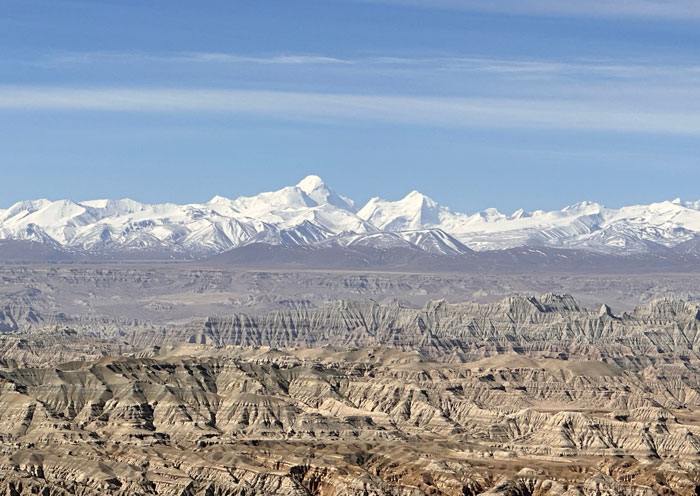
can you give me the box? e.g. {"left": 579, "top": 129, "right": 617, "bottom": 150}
{"left": 2, "top": 275, "right": 700, "bottom": 495}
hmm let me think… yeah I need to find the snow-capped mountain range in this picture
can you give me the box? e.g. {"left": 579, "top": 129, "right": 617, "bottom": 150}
{"left": 2, "top": 175, "right": 700, "bottom": 258}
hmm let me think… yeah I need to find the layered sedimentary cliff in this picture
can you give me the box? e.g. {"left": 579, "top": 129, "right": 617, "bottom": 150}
{"left": 1, "top": 346, "right": 700, "bottom": 495}
{"left": 162, "top": 295, "right": 700, "bottom": 368}
{"left": 2, "top": 294, "right": 700, "bottom": 494}
{"left": 9, "top": 292, "right": 700, "bottom": 365}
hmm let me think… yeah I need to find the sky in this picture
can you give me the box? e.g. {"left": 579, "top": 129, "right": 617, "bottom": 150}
{"left": 1, "top": 0, "right": 700, "bottom": 214}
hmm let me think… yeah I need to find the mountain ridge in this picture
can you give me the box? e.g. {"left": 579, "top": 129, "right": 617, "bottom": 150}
{"left": 2, "top": 175, "right": 700, "bottom": 259}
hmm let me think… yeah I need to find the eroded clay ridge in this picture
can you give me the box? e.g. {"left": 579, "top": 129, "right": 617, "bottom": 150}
{"left": 3, "top": 293, "right": 700, "bottom": 368}
{"left": 170, "top": 294, "right": 700, "bottom": 366}
{"left": 1, "top": 346, "right": 700, "bottom": 495}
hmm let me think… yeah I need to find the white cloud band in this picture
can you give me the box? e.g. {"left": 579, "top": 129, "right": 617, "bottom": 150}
{"left": 358, "top": 0, "right": 700, "bottom": 19}
{"left": 1, "top": 86, "right": 699, "bottom": 135}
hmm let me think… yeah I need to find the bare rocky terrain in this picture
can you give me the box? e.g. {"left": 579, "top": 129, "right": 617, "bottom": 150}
{"left": 2, "top": 264, "right": 700, "bottom": 494}
{"left": 2, "top": 264, "right": 700, "bottom": 320}
{"left": 2, "top": 345, "right": 700, "bottom": 495}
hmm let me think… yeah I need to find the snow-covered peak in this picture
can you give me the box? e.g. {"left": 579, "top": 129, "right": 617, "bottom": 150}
{"left": 402, "top": 190, "right": 437, "bottom": 206}
{"left": 509, "top": 208, "right": 535, "bottom": 220}
{"left": 231, "top": 186, "right": 316, "bottom": 215}
{"left": 562, "top": 201, "right": 603, "bottom": 213}
{"left": 296, "top": 174, "right": 355, "bottom": 210}
{"left": 667, "top": 197, "right": 700, "bottom": 209}
{"left": 208, "top": 195, "right": 231, "bottom": 204}
{"left": 20, "top": 199, "right": 88, "bottom": 224}
{"left": 205, "top": 177, "right": 368, "bottom": 237}
{"left": 357, "top": 190, "right": 448, "bottom": 231}
{"left": 685, "top": 200, "right": 700, "bottom": 211}
{"left": 0, "top": 199, "right": 52, "bottom": 222}
{"left": 297, "top": 174, "right": 325, "bottom": 192}
{"left": 476, "top": 208, "right": 506, "bottom": 222}
{"left": 81, "top": 198, "right": 146, "bottom": 216}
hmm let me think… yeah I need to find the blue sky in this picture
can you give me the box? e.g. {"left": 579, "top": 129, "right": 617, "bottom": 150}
{"left": 1, "top": 0, "right": 700, "bottom": 213}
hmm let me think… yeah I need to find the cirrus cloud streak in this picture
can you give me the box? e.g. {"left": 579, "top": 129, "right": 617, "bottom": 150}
{"left": 1, "top": 86, "right": 699, "bottom": 135}
{"left": 356, "top": 0, "right": 700, "bottom": 19}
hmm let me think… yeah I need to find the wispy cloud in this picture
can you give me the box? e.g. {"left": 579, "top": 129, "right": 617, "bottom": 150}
{"left": 185, "top": 53, "right": 352, "bottom": 65}
{"left": 1, "top": 86, "right": 699, "bottom": 135}
{"left": 39, "top": 51, "right": 354, "bottom": 67}
{"left": 356, "top": 0, "right": 700, "bottom": 19}
{"left": 16, "top": 52, "right": 700, "bottom": 114}
{"left": 34, "top": 51, "right": 700, "bottom": 80}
